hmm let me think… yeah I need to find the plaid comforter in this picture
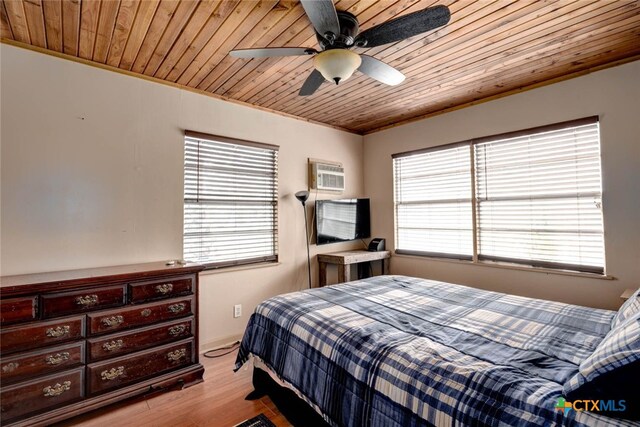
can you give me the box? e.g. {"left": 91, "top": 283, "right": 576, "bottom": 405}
{"left": 235, "top": 275, "right": 636, "bottom": 427}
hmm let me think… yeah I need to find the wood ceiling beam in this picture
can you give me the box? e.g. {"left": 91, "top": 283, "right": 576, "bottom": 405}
{"left": 22, "top": 0, "right": 46, "bottom": 48}
{"left": 196, "top": 1, "right": 307, "bottom": 93}
{"left": 61, "top": 0, "right": 80, "bottom": 56}
{"left": 175, "top": 0, "right": 276, "bottom": 85}
{"left": 78, "top": 0, "right": 100, "bottom": 59}
{"left": 139, "top": 0, "right": 198, "bottom": 76}
{"left": 92, "top": 0, "right": 119, "bottom": 62}
{"left": 0, "top": 2, "right": 13, "bottom": 39}
{"left": 119, "top": 0, "right": 160, "bottom": 70}
{"left": 128, "top": 0, "right": 180, "bottom": 73}
{"left": 4, "top": 0, "right": 30, "bottom": 43}
{"left": 42, "top": 0, "right": 62, "bottom": 51}
{"left": 152, "top": 0, "right": 221, "bottom": 80}
{"left": 165, "top": 0, "right": 245, "bottom": 82}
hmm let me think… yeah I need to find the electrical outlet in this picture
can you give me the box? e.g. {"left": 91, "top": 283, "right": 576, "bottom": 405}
{"left": 233, "top": 304, "right": 242, "bottom": 318}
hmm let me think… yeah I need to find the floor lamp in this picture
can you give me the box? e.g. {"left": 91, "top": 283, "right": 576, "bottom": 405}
{"left": 295, "top": 190, "right": 312, "bottom": 289}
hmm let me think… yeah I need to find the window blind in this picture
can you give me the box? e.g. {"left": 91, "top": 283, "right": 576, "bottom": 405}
{"left": 183, "top": 132, "right": 278, "bottom": 268}
{"left": 393, "top": 144, "right": 473, "bottom": 259}
{"left": 474, "top": 119, "right": 604, "bottom": 273}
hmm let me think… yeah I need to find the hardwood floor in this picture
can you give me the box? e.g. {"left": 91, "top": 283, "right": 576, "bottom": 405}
{"left": 55, "top": 351, "right": 292, "bottom": 427}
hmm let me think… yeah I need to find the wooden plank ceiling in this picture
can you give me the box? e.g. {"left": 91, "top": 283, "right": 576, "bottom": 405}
{"left": 2, "top": 0, "right": 639, "bottom": 134}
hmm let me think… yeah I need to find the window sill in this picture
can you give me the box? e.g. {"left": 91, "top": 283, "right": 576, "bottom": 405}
{"left": 393, "top": 253, "right": 614, "bottom": 281}
{"left": 199, "top": 261, "right": 281, "bottom": 276}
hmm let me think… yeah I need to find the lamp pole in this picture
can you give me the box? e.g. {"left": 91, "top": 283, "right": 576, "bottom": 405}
{"left": 295, "top": 191, "right": 312, "bottom": 289}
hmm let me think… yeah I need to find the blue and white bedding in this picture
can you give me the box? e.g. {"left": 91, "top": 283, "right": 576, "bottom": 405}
{"left": 235, "top": 275, "right": 638, "bottom": 426}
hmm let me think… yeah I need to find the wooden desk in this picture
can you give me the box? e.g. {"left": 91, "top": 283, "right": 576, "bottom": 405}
{"left": 317, "top": 250, "right": 391, "bottom": 287}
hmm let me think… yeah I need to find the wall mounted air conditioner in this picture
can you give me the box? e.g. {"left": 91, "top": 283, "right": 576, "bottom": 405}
{"left": 309, "top": 160, "right": 345, "bottom": 192}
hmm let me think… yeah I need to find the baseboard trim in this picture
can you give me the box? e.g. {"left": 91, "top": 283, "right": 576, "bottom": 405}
{"left": 199, "top": 335, "right": 243, "bottom": 354}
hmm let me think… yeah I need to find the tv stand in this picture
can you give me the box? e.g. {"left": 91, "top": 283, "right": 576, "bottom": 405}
{"left": 317, "top": 250, "right": 391, "bottom": 287}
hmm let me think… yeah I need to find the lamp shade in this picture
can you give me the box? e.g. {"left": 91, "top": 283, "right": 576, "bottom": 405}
{"left": 313, "top": 49, "right": 362, "bottom": 85}
{"left": 295, "top": 190, "right": 310, "bottom": 204}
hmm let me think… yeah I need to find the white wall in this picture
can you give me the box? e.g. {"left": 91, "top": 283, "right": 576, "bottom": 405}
{"left": 364, "top": 60, "right": 640, "bottom": 310}
{"left": 0, "top": 44, "right": 364, "bottom": 349}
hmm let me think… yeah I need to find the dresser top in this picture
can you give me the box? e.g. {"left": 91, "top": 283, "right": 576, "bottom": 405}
{"left": 0, "top": 261, "right": 204, "bottom": 296}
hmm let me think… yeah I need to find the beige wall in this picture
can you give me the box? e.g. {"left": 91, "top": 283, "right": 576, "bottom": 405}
{"left": 364, "top": 60, "right": 640, "bottom": 310}
{"left": 0, "top": 44, "right": 364, "bottom": 349}
{"left": 2, "top": 43, "right": 639, "bottom": 350}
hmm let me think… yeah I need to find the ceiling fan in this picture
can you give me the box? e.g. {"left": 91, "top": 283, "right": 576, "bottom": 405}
{"left": 229, "top": 0, "right": 451, "bottom": 96}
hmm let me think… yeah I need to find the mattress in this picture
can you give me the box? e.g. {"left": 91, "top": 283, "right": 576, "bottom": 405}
{"left": 235, "top": 275, "right": 636, "bottom": 426}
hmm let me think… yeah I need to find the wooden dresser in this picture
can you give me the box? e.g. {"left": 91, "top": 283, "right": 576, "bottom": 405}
{"left": 0, "top": 262, "right": 205, "bottom": 426}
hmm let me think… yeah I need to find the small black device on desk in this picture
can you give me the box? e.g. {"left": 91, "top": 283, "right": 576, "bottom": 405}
{"left": 368, "top": 238, "right": 385, "bottom": 252}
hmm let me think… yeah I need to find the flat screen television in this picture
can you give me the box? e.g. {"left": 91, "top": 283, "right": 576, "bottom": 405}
{"left": 315, "top": 198, "right": 370, "bottom": 245}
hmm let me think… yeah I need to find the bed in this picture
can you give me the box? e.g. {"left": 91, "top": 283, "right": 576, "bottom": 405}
{"left": 235, "top": 275, "right": 639, "bottom": 426}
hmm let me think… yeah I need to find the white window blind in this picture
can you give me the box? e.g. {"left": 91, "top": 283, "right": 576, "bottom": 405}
{"left": 393, "top": 144, "right": 473, "bottom": 259}
{"left": 474, "top": 119, "right": 604, "bottom": 273}
{"left": 183, "top": 131, "right": 278, "bottom": 268}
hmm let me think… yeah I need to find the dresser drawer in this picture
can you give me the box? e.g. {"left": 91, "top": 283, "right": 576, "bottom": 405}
{"left": 0, "top": 367, "right": 84, "bottom": 423}
{"left": 87, "top": 339, "right": 194, "bottom": 395}
{"left": 88, "top": 317, "right": 194, "bottom": 362}
{"left": 41, "top": 285, "right": 126, "bottom": 318}
{"left": 0, "top": 342, "right": 84, "bottom": 385}
{"left": 129, "top": 276, "right": 193, "bottom": 303}
{"left": 0, "top": 296, "right": 37, "bottom": 325}
{"left": 88, "top": 296, "right": 194, "bottom": 336}
{"left": 0, "top": 316, "right": 85, "bottom": 355}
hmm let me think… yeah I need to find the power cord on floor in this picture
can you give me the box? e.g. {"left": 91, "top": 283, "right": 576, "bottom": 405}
{"left": 203, "top": 340, "right": 241, "bottom": 358}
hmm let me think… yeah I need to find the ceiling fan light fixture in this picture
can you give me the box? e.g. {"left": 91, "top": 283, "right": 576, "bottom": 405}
{"left": 313, "top": 49, "right": 362, "bottom": 85}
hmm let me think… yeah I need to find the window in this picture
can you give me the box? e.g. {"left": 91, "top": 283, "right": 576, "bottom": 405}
{"left": 393, "top": 117, "right": 605, "bottom": 274}
{"left": 394, "top": 145, "right": 473, "bottom": 258}
{"left": 183, "top": 131, "right": 278, "bottom": 268}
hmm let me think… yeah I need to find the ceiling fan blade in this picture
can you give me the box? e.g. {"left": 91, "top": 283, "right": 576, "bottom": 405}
{"left": 299, "top": 70, "right": 325, "bottom": 96}
{"left": 229, "top": 47, "right": 317, "bottom": 59}
{"left": 300, "top": 0, "right": 340, "bottom": 38}
{"left": 358, "top": 55, "right": 405, "bottom": 86}
{"left": 355, "top": 5, "right": 450, "bottom": 48}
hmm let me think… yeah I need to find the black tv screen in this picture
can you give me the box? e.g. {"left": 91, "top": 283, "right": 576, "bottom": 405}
{"left": 316, "top": 198, "right": 371, "bottom": 245}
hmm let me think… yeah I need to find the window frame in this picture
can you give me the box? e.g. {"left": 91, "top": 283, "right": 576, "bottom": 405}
{"left": 393, "top": 141, "right": 474, "bottom": 261}
{"left": 392, "top": 116, "right": 607, "bottom": 276}
{"left": 183, "top": 130, "right": 279, "bottom": 270}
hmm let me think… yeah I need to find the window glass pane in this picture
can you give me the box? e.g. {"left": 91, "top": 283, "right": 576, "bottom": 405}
{"left": 394, "top": 145, "right": 473, "bottom": 258}
{"left": 474, "top": 120, "right": 604, "bottom": 272}
{"left": 184, "top": 136, "right": 278, "bottom": 267}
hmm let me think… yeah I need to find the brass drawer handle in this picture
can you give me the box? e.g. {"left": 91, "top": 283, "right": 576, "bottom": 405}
{"left": 167, "top": 349, "right": 186, "bottom": 362}
{"left": 46, "top": 325, "right": 70, "bottom": 338}
{"left": 43, "top": 381, "right": 71, "bottom": 397}
{"left": 168, "top": 325, "right": 186, "bottom": 336}
{"left": 101, "top": 315, "right": 124, "bottom": 327}
{"left": 2, "top": 362, "right": 19, "bottom": 373}
{"left": 155, "top": 283, "right": 174, "bottom": 294}
{"left": 101, "top": 366, "right": 125, "bottom": 381}
{"left": 102, "top": 340, "right": 124, "bottom": 351}
{"left": 168, "top": 303, "right": 186, "bottom": 314}
{"left": 140, "top": 309, "right": 152, "bottom": 317}
{"left": 75, "top": 294, "right": 99, "bottom": 306}
{"left": 45, "top": 352, "right": 70, "bottom": 365}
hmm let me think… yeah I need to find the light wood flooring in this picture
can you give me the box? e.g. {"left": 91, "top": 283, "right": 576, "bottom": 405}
{"left": 56, "top": 351, "right": 291, "bottom": 427}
